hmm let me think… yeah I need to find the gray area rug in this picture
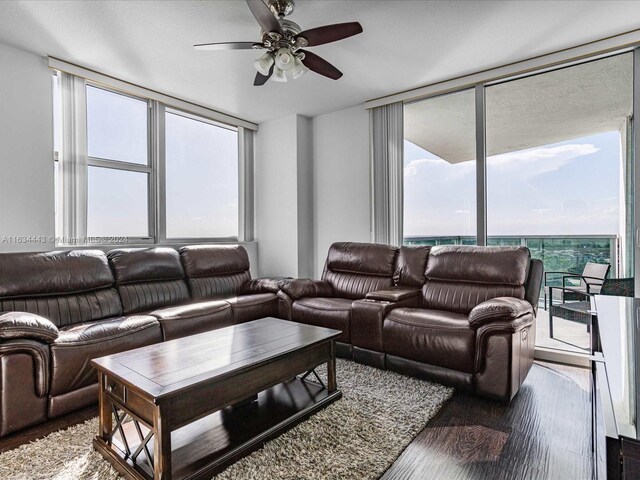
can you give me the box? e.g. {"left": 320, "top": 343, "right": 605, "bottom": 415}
{"left": 0, "top": 360, "right": 453, "bottom": 480}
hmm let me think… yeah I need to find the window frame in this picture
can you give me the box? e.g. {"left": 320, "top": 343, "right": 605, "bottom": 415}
{"left": 53, "top": 75, "right": 247, "bottom": 246}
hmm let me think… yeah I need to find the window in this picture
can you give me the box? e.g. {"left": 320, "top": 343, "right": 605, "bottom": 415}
{"left": 87, "top": 167, "right": 149, "bottom": 237}
{"left": 164, "top": 111, "right": 238, "bottom": 239}
{"left": 403, "top": 89, "right": 477, "bottom": 246}
{"left": 87, "top": 86, "right": 148, "bottom": 165}
{"left": 86, "top": 85, "right": 151, "bottom": 238}
{"left": 53, "top": 72, "right": 249, "bottom": 245}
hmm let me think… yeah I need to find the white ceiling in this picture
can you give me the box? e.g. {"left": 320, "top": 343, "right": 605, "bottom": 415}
{"left": 1, "top": 0, "right": 640, "bottom": 124}
{"left": 405, "top": 53, "right": 634, "bottom": 163}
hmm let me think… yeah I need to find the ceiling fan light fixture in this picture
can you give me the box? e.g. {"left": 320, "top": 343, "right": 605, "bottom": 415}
{"left": 254, "top": 52, "right": 275, "bottom": 76}
{"left": 291, "top": 56, "right": 308, "bottom": 79}
{"left": 272, "top": 66, "right": 287, "bottom": 82}
{"left": 275, "top": 47, "right": 295, "bottom": 71}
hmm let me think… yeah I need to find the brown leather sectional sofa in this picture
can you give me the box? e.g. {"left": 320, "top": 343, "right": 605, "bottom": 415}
{"left": 0, "top": 245, "right": 284, "bottom": 436}
{"left": 0, "top": 241, "right": 542, "bottom": 438}
{"left": 279, "top": 242, "right": 543, "bottom": 403}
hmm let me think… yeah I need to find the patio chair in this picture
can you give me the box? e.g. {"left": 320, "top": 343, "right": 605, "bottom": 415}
{"left": 543, "top": 261, "right": 610, "bottom": 310}
{"left": 548, "top": 276, "right": 633, "bottom": 344}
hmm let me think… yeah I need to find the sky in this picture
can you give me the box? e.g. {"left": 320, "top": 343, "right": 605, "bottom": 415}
{"left": 403, "top": 130, "right": 622, "bottom": 238}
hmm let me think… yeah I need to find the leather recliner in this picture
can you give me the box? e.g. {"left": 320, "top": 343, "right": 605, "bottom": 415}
{"left": 0, "top": 245, "right": 284, "bottom": 437}
{"left": 279, "top": 242, "right": 543, "bottom": 402}
{"left": 278, "top": 242, "right": 399, "bottom": 357}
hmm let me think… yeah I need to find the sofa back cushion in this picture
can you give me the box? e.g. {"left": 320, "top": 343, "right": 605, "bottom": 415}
{"left": 321, "top": 242, "right": 397, "bottom": 300}
{"left": 108, "top": 248, "right": 189, "bottom": 314}
{"left": 179, "top": 245, "right": 251, "bottom": 299}
{"left": 393, "top": 246, "right": 431, "bottom": 287}
{"left": 0, "top": 250, "right": 122, "bottom": 328}
{"left": 422, "top": 246, "right": 530, "bottom": 314}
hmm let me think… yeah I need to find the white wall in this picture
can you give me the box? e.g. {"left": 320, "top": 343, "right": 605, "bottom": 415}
{"left": 296, "top": 115, "right": 314, "bottom": 277}
{"left": 255, "top": 114, "right": 314, "bottom": 278}
{"left": 0, "top": 43, "right": 54, "bottom": 252}
{"left": 312, "top": 105, "right": 371, "bottom": 278}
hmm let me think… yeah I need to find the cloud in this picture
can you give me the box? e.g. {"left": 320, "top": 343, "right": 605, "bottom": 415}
{"left": 488, "top": 144, "right": 599, "bottom": 175}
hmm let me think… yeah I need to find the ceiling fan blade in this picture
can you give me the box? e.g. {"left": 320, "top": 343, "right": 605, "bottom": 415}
{"left": 193, "top": 42, "right": 262, "bottom": 51}
{"left": 246, "top": 0, "right": 283, "bottom": 35}
{"left": 300, "top": 50, "right": 342, "bottom": 80}
{"left": 296, "top": 22, "right": 363, "bottom": 47}
{"left": 254, "top": 63, "right": 275, "bottom": 86}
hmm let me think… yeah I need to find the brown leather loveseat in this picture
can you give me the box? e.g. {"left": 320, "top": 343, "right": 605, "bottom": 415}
{"left": 0, "top": 245, "right": 283, "bottom": 437}
{"left": 279, "top": 242, "right": 543, "bottom": 402}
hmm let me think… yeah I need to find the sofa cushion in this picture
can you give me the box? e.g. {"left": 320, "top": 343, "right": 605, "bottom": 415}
{"left": 117, "top": 280, "right": 190, "bottom": 315}
{"left": 422, "top": 281, "right": 526, "bottom": 316}
{"left": 179, "top": 245, "right": 251, "bottom": 300}
{"left": 108, "top": 248, "right": 190, "bottom": 314}
{"left": 292, "top": 297, "right": 352, "bottom": 343}
{"left": 0, "top": 250, "right": 113, "bottom": 298}
{"left": 324, "top": 242, "right": 397, "bottom": 276}
{"left": 383, "top": 308, "right": 475, "bottom": 373}
{"left": 108, "top": 248, "right": 185, "bottom": 284}
{"left": 225, "top": 293, "right": 278, "bottom": 324}
{"left": 422, "top": 246, "right": 530, "bottom": 315}
{"left": 425, "top": 246, "right": 530, "bottom": 286}
{"left": 149, "top": 301, "right": 234, "bottom": 340}
{"left": 180, "top": 245, "right": 250, "bottom": 276}
{"left": 393, "top": 246, "right": 431, "bottom": 287}
{"left": 0, "top": 288, "right": 123, "bottom": 329}
{"left": 0, "top": 250, "right": 123, "bottom": 328}
{"left": 50, "top": 315, "right": 162, "bottom": 396}
{"left": 320, "top": 243, "right": 398, "bottom": 300}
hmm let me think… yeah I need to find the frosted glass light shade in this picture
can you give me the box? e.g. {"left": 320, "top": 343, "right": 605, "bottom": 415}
{"left": 272, "top": 67, "right": 287, "bottom": 82}
{"left": 291, "top": 56, "right": 308, "bottom": 79}
{"left": 254, "top": 52, "right": 274, "bottom": 76}
{"left": 275, "top": 48, "right": 295, "bottom": 71}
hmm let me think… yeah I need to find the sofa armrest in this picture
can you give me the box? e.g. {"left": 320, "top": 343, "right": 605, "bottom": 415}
{"left": 0, "top": 338, "right": 51, "bottom": 401}
{"left": 281, "top": 279, "right": 333, "bottom": 300}
{"left": 365, "top": 287, "right": 422, "bottom": 302}
{"left": 468, "top": 297, "right": 534, "bottom": 329}
{"left": 242, "top": 277, "right": 292, "bottom": 295}
{"left": 0, "top": 312, "right": 59, "bottom": 343}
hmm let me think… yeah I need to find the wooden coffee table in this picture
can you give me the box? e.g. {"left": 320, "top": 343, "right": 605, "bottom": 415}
{"left": 91, "top": 317, "right": 342, "bottom": 480}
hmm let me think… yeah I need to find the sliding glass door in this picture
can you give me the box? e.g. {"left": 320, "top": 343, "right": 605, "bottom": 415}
{"left": 403, "top": 51, "right": 635, "bottom": 356}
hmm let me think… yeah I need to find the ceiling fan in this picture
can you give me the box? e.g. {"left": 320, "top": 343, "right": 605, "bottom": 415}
{"left": 194, "top": 0, "right": 363, "bottom": 86}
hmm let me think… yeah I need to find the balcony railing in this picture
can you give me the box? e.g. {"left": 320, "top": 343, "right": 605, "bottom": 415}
{"left": 403, "top": 235, "right": 619, "bottom": 286}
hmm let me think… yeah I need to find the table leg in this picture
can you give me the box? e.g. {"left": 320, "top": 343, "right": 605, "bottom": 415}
{"left": 327, "top": 342, "right": 337, "bottom": 393}
{"left": 98, "top": 372, "right": 112, "bottom": 442}
{"left": 153, "top": 406, "right": 172, "bottom": 480}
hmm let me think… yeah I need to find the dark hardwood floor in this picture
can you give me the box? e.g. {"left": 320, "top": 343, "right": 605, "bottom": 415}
{"left": 382, "top": 361, "right": 592, "bottom": 480}
{"left": 0, "top": 361, "right": 592, "bottom": 480}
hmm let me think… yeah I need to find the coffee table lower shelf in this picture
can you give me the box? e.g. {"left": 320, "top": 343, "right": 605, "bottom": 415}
{"left": 94, "top": 377, "right": 342, "bottom": 480}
